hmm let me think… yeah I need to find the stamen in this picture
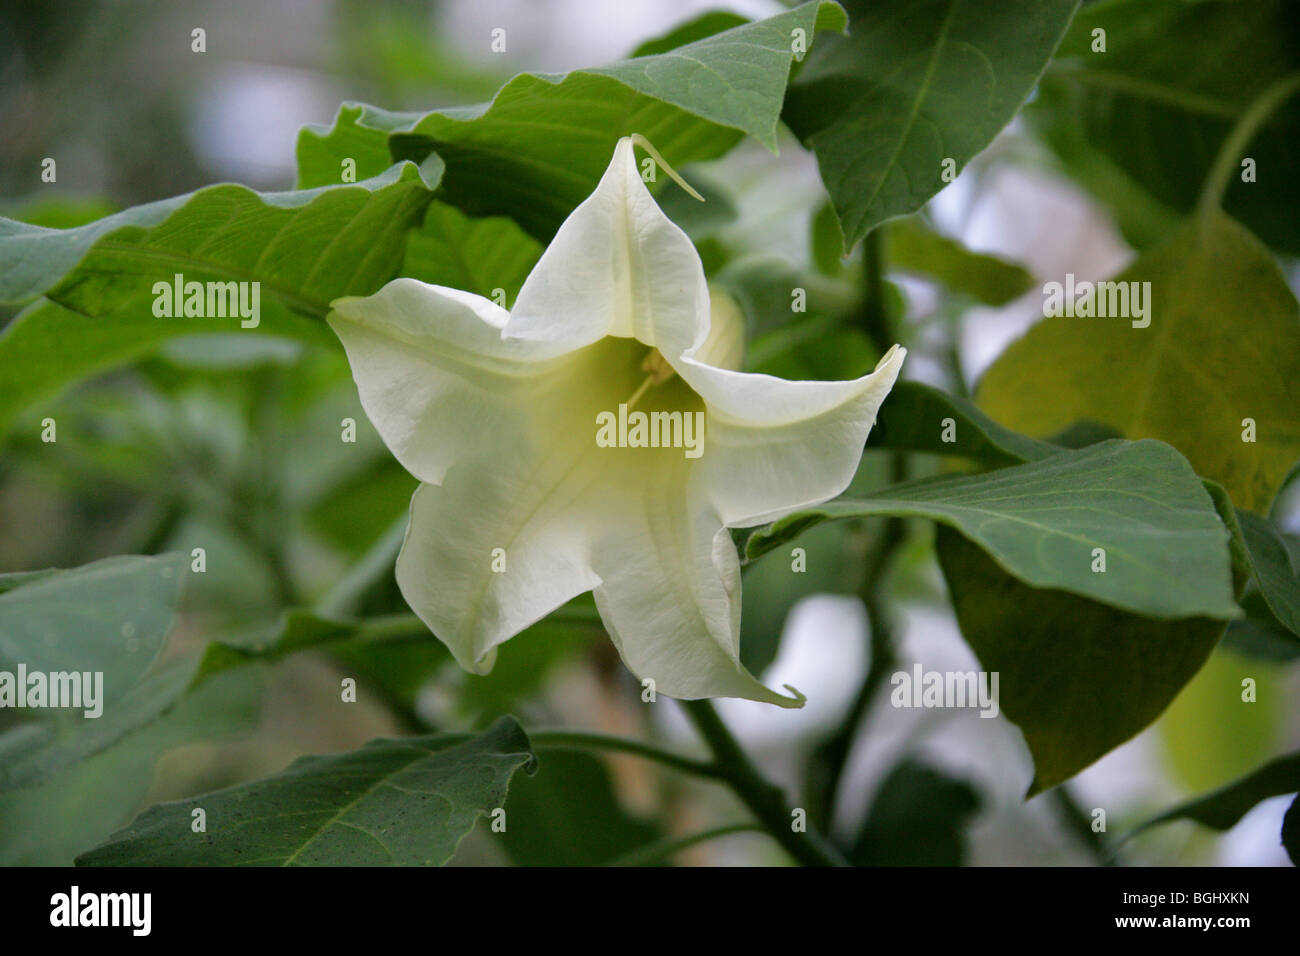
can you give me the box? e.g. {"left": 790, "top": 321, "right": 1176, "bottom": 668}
{"left": 625, "top": 348, "right": 677, "bottom": 410}
{"left": 630, "top": 134, "right": 705, "bottom": 202}
{"left": 640, "top": 348, "right": 675, "bottom": 384}
{"left": 625, "top": 373, "right": 656, "bottom": 411}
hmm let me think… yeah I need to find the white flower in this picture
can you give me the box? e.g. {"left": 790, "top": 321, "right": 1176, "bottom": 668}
{"left": 328, "top": 137, "right": 904, "bottom": 707}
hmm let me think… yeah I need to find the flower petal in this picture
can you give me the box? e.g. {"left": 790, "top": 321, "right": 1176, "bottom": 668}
{"left": 682, "top": 345, "right": 907, "bottom": 526}
{"left": 588, "top": 454, "right": 804, "bottom": 707}
{"left": 395, "top": 471, "right": 602, "bottom": 674}
{"left": 328, "top": 277, "right": 581, "bottom": 485}
{"left": 505, "top": 137, "right": 709, "bottom": 356}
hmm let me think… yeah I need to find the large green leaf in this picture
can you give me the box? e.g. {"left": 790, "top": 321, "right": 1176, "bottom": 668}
{"left": 1158, "top": 646, "right": 1283, "bottom": 793}
{"left": 978, "top": 213, "right": 1300, "bottom": 514}
{"left": 0, "top": 660, "right": 199, "bottom": 790}
{"left": 1234, "top": 510, "right": 1300, "bottom": 640}
{"left": 0, "top": 162, "right": 439, "bottom": 437}
{"left": 401, "top": 201, "right": 541, "bottom": 304}
{"left": 297, "top": 2, "right": 846, "bottom": 238}
{"left": 783, "top": 0, "right": 1079, "bottom": 249}
{"left": 0, "top": 553, "right": 186, "bottom": 704}
{"left": 0, "top": 161, "right": 438, "bottom": 311}
{"left": 77, "top": 716, "right": 537, "bottom": 866}
{"left": 497, "top": 750, "right": 660, "bottom": 866}
{"left": 0, "top": 610, "right": 374, "bottom": 791}
{"left": 629, "top": 11, "right": 749, "bottom": 58}
{"left": 0, "top": 667, "right": 261, "bottom": 865}
{"left": 1027, "top": 80, "right": 1184, "bottom": 251}
{"left": 935, "top": 526, "right": 1225, "bottom": 794}
{"left": 865, "top": 380, "right": 1059, "bottom": 466}
{"left": 1033, "top": 0, "right": 1300, "bottom": 254}
{"left": 1129, "top": 751, "right": 1300, "bottom": 837}
{"left": 743, "top": 440, "right": 1238, "bottom": 621}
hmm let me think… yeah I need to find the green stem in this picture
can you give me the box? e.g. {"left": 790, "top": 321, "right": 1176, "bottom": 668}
{"left": 807, "top": 235, "right": 909, "bottom": 830}
{"left": 1196, "top": 71, "right": 1300, "bottom": 221}
{"left": 858, "top": 227, "right": 893, "bottom": 354}
{"left": 603, "top": 823, "right": 766, "bottom": 867}
{"left": 680, "top": 699, "right": 850, "bottom": 867}
{"left": 350, "top": 605, "right": 602, "bottom": 643}
{"left": 529, "top": 729, "right": 723, "bottom": 780}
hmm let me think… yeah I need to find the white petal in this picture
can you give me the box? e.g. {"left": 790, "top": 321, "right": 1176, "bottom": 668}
{"left": 588, "top": 454, "right": 804, "bottom": 707}
{"left": 328, "top": 277, "right": 579, "bottom": 486}
{"left": 505, "top": 137, "right": 709, "bottom": 357}
{"left": 395, "top": 473, "right": 601, "bottom": 674}
{"left": 683, "top": 345, "right": 907, "bottom": 526}
{"left": 380, "top": 330, "right": 656, "bottom": 670}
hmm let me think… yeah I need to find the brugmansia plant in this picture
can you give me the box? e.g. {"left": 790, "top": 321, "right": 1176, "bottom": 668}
{"left": 0, "top": 0, "right": 1298, "bottom": 868}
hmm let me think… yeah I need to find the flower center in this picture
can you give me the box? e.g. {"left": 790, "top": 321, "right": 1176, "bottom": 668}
{"left": 625, "top": 348, "right": 677, "bottom": 410}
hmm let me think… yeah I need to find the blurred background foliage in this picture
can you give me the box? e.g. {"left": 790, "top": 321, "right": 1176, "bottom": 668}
{"left": 0, "top": 0, "right": 1297, "bottom": 866}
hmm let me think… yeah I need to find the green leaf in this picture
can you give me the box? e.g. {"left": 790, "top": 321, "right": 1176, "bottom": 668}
{"left": 1026, "top": 82, "right": 1183, "bottom": 251}
{"left": 0, "top": 609, "right": 382, "bottom": 792}
{"left": 783, "top": 0, "right": 1079, "bottom": 249}
{"left": 810, "top": 200, "right": 846, "bottom": 276}
{"left": 886, "top": 217, "right": 1034, "bottom": 306}
{"left": 1234, "top": 510, "right": 1300, "bottom": 640}
{"left": 76, "top": 716, "right": 537, "bottom": 866}
{"left": 0, "top": 163, "right": 439, "bottom": 437}
{"left": 743, "top": 440, "right": 1238, "bottom": 621}
{"left": 0, "top": 553, "right": 187, "bottom": 707}
{"left": 1034, "top": 0, "right": 1300, "bottom": 254}
{"left": 497, "top": 750, "right": 660, "bottom": 866}
{"left": 718, "top": 256, "right": 858, "bottom": 340}
{"left": 1130, "top": 751, "right": 1300, "bottom": 837}
{"left": 297, "top": 2, "right": 847, "bottom": 238}
{"left": 0, "top": 667, "right": 261, "bottom": 865}
{"left": 629, "top": 11, "right": 750, "bottom": 58}
{"left": 977, "top": 212, "right": 1300, "bottom": 514}
{"left": 293, "top": 103, "right": 427, "bottom": 190}
{"left": 190, "top": 610, "right": 373, "bottom": 686}
{"left": 851, "top": 759, "right": 981, "bottom": 865}
{"left": 935, "top": 525, "right": 1225, "bottom": 794}
{"left": 0, "top": 161, "right": 438, "bottom": 311}
{"left": 1158, "top": 646, "right": 1283, "bottom": 793}
{"left": 401, "top": 201, "right": 542, "bottom": 304}
{"left": 0, "top": 659, "right": 204, "bottom": 790}
{"left": 866, "top": 380, "right": 1060, "bottom": 466}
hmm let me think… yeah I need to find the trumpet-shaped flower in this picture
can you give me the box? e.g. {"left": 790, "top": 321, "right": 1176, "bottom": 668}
{"left": 328, "top": 137, "right": 904, "bottom": 707}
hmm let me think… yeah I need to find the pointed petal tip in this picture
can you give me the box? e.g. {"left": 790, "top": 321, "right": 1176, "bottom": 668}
{"left": 872, "top": 343, "right": 907, "bottom": 377}
{"left": 776, "top": 684, "right": 808, "bottom": 709}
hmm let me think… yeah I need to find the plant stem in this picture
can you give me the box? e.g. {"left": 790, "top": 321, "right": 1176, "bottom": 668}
{"left": 350, "top": 606, "right": 601, "bottom": 644}
{"left": 1196, "top": 71, "right": 1300, "bottom": 221}
{"left": 529, "top": 729, "right": 724, "bottom": 780}
{"left": 858, "top": 227, "right": 893, "bottom": 353}
{"left": 603, "top": 823, "right": 766, "bottom": 867}
{"left": 680, "top": 699, "right": 850, "bottom": 867}
{"left": 806, "top": 232, "right": 909, "bottom": 830}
